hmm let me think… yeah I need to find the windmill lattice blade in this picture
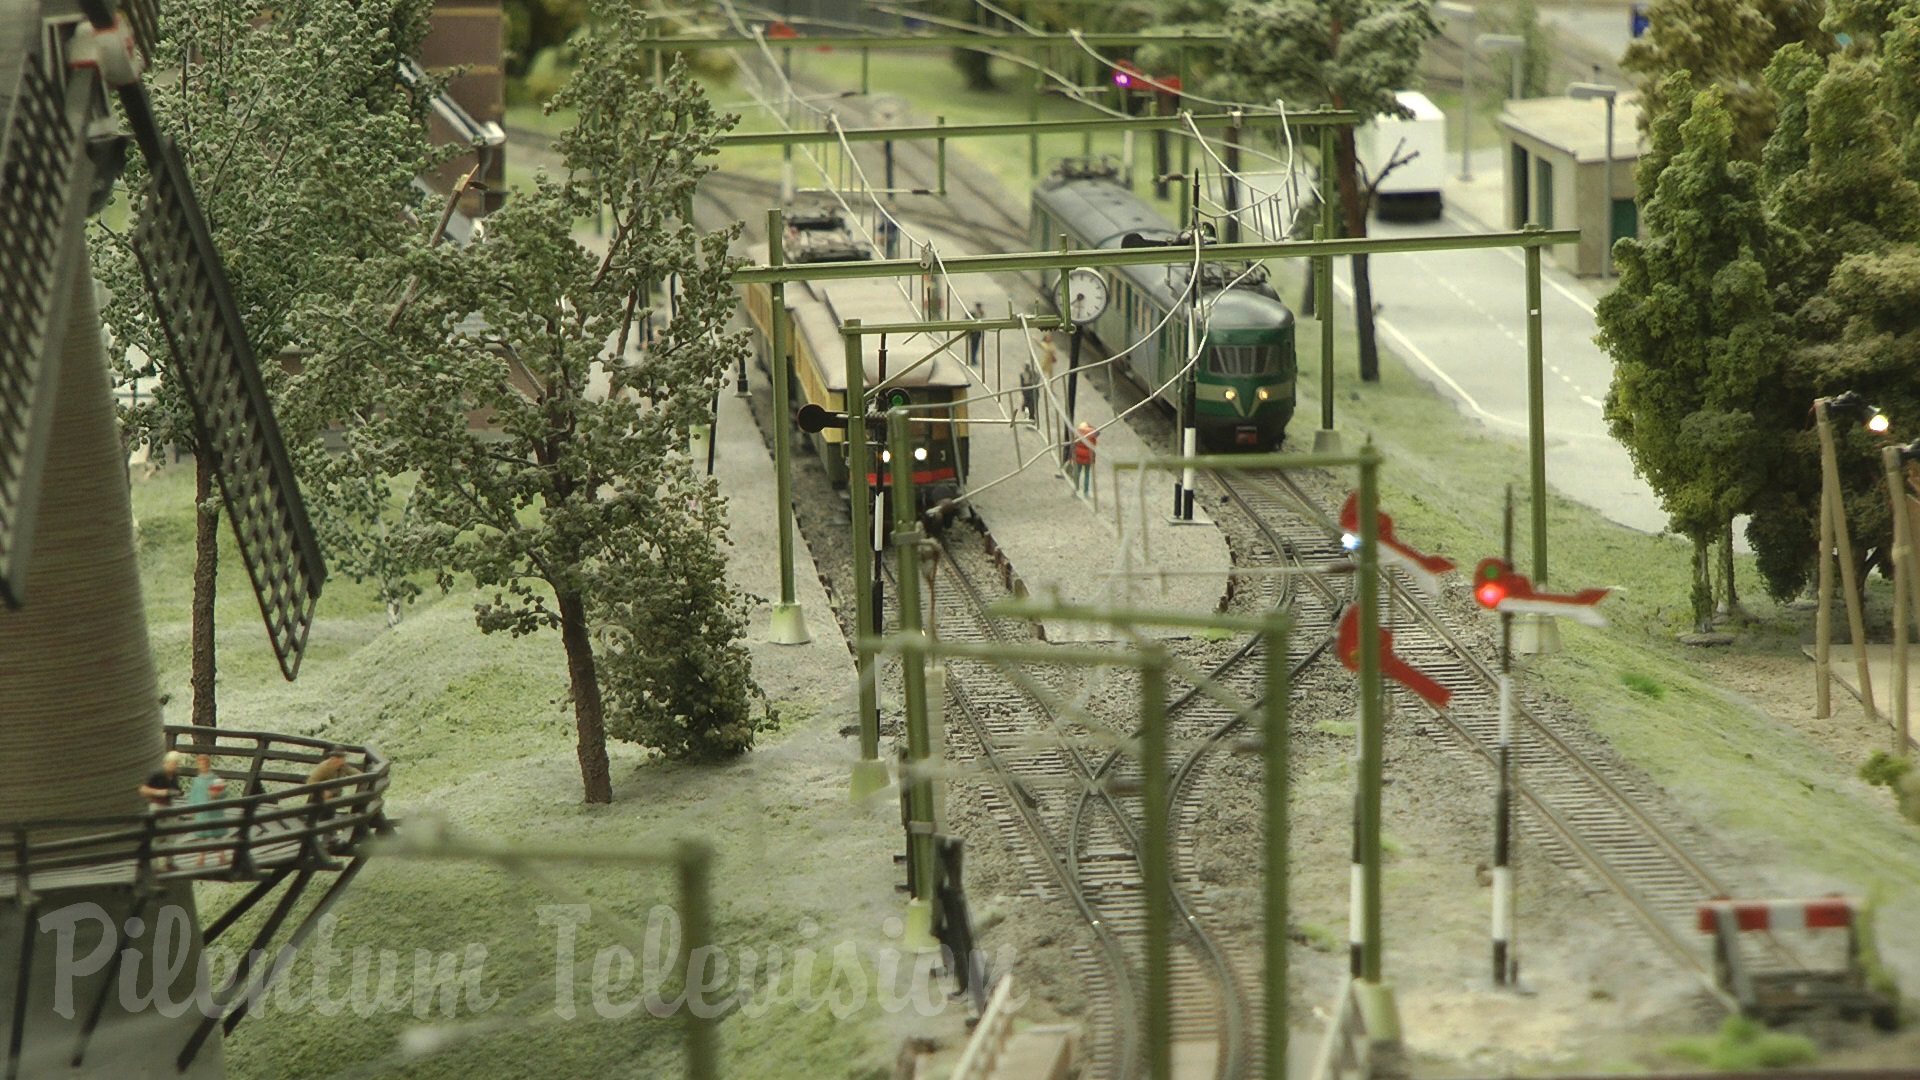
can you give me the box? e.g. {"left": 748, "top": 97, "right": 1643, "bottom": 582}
{"left": 131, "top": 136, "right": 326, "bottom": 678}
{"left": 0, "top": 18, "right": 95, "bottom": 608}
{"left": 120, "top": 0, "right": 158, "bottom": 64}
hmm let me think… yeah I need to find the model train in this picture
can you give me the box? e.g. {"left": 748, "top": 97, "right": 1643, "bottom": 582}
{"left": 741, "top": 211, "right": 972, "bottom": 508}
{"left": 1030, "top": 161, "right": 1298, "bottom": 450}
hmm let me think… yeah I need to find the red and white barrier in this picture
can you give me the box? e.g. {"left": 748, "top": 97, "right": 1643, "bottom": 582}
{"left": 1697, "top": 897, "right": 1858, "bottom": 933}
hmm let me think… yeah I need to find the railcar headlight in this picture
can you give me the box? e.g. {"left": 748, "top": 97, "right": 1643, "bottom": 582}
{"left": 1223, "top": 388, "right": 1237, "bottom": 401}
{"left": 913, "top": 447, "right": 928, "bottom": 461}
{"left": 1257, "top": 387, "right": 1270, "bottom": 401}
{"left": 880, "top": 450, "right": 892, "bottom": 463}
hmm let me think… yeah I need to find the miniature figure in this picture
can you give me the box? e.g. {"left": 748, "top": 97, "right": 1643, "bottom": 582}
{"left": 1073, "top": 421, "right": 1098, "bottom": 496}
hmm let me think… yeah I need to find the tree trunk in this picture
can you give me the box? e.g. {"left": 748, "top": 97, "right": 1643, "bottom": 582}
{"left": 556, "top": 589, "right": 614, "bottom": 804}
{"left": 1352, "top": 253, "right": 1379, "bottom": 381}
{"left": 191, "top": 450, "right": 217, "bottom": 727}
{"left": 1690, "top": 534, "right": 1714, "bottom": 634}
{"left": 1333, "top": 127, "right": 1381, "bottom": 381}
{"left": 1718, "top": 517, "right": 1746, "bottom": 622}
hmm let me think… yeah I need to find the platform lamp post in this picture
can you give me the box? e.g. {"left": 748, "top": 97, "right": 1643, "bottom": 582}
{"left": 1813, "top": 392, "right": 1887, "bottom": 723}
{"left": 1566, "top": 82, "right": 1618, "bottom": 277}
{"left": 1437, "top": 2, "right": 1478, "bottom": 181}
{"left": 1881, "top": 438, "right": 1920, "bottom": 754}
{"left": 1477, "top": 33, "right": 1525, "bottom": 100}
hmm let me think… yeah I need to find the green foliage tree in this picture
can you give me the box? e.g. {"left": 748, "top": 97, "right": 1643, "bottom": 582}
{"left": 89, "top": 0, "right": 438, "bottom": 723}
{"left": 1744, "top": 45, "right": 1920, "bottom": 600}
{"left": 304, "top": 3, "right": 763, "bottom": 802}
{"left": 1597, "top": 80, "right": 1782, "bottom": 628}
{"left": 1219, "top": 0, "right": 1437, "bottom": 382}
{"left": 1620, "top": 0, "right": 1832, "bottom": 163}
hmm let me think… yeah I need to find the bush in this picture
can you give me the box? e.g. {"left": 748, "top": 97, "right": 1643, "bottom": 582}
{"left": 1663, "top": 1016, "right": 1817, "bottom": 1069}
{"left": 594, "top": 509, "right": 773, "bottom": 763}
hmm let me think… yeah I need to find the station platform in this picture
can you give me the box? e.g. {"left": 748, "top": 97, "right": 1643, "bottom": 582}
{"left": 868, "top": 237, "right": 1234, "bottom": 644}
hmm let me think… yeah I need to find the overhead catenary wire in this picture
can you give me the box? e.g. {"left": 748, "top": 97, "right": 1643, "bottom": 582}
{"left": 702, "top": 0, "right": 1285, "bottom": 507}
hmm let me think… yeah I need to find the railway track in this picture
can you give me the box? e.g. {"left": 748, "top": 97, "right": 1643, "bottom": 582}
{"left": 883, "top": 457, "right": 1358, "bottom": 1078}
{"left": 1207, "top": 464, "right": 1807, "bottom": 1005}
{"left": 907, "top": 526, "right": 1223, "bottom": 1078}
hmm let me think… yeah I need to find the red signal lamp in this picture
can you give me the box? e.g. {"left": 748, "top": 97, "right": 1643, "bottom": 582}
{"left": 767, "top": 21, "right": 798, "bottom": 39}
{"left": 1474, "top": 557, "right": 1516, "bottom": 609}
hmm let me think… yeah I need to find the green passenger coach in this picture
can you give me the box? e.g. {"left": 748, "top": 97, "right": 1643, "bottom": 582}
{"left": 1031, "top": 160, "right": 1297, "bottom": 450}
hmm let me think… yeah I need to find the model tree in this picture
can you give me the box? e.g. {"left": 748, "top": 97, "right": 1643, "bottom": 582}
{"left": 309, "top": 1, "right": 763, "bottom": 802}
{"left": 89, "top": 0, "right": 439, "bottom": 725}
{"left": 1620, "top": 0, "right": 1831, "bottom": 163}
{"left": 1218, "top": 0, "right": 1437, "bottom": 381}
{"left": 1597, "top": 80, "right": 1783, "bottom": 628}
{"left": 1745, "top": 42, "right": 1920, "bottom": 600}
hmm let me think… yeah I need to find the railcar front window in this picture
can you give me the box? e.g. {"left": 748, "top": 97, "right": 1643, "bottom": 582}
{"left": 1209, "top": 345, "right": 1276, "bottom": 375}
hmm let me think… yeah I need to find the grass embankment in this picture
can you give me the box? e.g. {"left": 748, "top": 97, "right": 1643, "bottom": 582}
{"left": 138, "top": 465, "right": 911, "bottom": 1079}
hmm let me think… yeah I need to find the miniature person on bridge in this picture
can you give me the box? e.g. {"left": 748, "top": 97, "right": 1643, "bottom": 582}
{"left": 306, "top": 745, "right": 363, "bottom": 848}
{"left": 1073, "top": 421, "right": 1098, "bottom": 496}
{"left": 186, "top": 754, "right": 231, "bottom": 865}
{"left": 1019, "top": 362, "right": 1039, "bottom": 424}
{"left": 140, "top": 750, "right": 187, "bottom": 810}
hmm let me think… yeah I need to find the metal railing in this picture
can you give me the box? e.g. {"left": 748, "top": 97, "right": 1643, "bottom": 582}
{"left": 2, "top": 725, "right": 390, "bottom": 898}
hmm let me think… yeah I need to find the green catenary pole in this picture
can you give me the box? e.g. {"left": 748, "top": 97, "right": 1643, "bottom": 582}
{"left": 1525, "top": 238, "right": 1547, "bottom": 583}
{"left": 767, "top": 210, "right": 808, "bottom": 645}
{"left": 846, "top": 321, "right": 886, "bottom": 801}
{"left": 1029, "top": 61, "right": 1043, "bottom": 177}
{"left": 890, "top": 407, "right": 938, "bottom": 948}
{"left": 1318, "top": 123, "right": 1337, "bottom": 440}
{"left": 713, "top": 109, "right": 1358, "bottom": 150}
{"left": 1264, "top": 613, "right": 1292, "bottom": 1078}
{"left": 731, "top": 228, "right": 1579, "bottom": 284}
{"left": 1141, "top": 643, "right": 1173, "bottom": 1080}
{"left": 676, "top": 838, "right": 717, "bottom": 1080}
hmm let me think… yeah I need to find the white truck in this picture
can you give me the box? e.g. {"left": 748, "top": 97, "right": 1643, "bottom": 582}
{"left": 1357, "top": 90, "right": 1448, "bottom": 222}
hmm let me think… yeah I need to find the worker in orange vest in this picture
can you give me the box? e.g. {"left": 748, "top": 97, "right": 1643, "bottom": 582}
{"left": 1073, "top": 421, "right": 1097, "bottom": 496}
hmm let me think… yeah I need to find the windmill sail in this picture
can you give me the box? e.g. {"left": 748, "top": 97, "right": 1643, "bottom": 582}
{"left": 128, "top": 140, "right": 327, "bottom": 678}
{"left": 0, "top": 16, "right": 97, "bottom": 607}
{"left": 55, "top": 0, "right": 332, "bottom": 678}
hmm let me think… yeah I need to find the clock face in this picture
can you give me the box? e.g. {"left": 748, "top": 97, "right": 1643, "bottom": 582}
{"left": 1066, "top": 268, "right": 1109, "bottom": 326}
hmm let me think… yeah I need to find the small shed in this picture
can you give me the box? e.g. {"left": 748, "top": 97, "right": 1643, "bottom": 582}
{"left": 1496, "top": 94, "right": 1648, "bottom": 277}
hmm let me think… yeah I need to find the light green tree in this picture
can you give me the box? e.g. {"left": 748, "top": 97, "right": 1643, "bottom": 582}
{"left": 89, "top": 0, "right": 439, "bottom": 723}
{"left": 1597, "top": 80, "right": 1782, "bottom": 627}
{"left": 303, "top": 3, "right": 764, "bottom": 802}
{"left": 1217, "top": 0, "right": 1437, "bottom": 382}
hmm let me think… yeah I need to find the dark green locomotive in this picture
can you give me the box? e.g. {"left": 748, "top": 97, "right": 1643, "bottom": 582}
{"left": 1031, "top": 162, "right": 1297, "bottom": 449}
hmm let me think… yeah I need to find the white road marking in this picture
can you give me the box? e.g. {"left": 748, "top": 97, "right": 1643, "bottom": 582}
{"left": 1331, "top": 276, "right": 1526, "bottom": 433}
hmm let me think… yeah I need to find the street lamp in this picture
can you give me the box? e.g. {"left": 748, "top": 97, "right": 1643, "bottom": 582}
{"left": 1437, "top": 2, "right": 1478, "bottom": 181}
{"left": 1477, "top": 33, "right": 1525, "bottom": 100}
{"left": 1567, "top": 81, "right": 1618, "bottom": 276}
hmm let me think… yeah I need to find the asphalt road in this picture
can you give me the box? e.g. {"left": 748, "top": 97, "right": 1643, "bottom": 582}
{"left": 1327, "top": 211, "right": 1669, "bottom": 537}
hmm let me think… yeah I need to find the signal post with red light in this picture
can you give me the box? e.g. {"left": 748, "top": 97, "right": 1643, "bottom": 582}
{"left": 1472, "top": 547, "right": 1608, "bottom": 987}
